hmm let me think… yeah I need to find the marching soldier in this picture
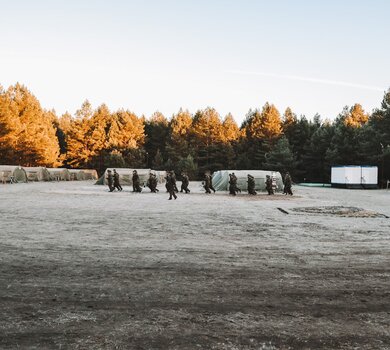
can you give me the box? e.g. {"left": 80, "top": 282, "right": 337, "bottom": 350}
{"left": 180, "top": 172, "right": 190, "bottom": 193}
{"left": 229, "top": 173, "right": 236, "bottom": 195}
{"left": 113, "top": 169, "right": 122, "bottom": 191}
{"left": 204, "top": 173, "right": 216, "bottom": 194}
{"left": 132, "top": 170, "right": 142, "bottom": 192}
{"left": 147, "top": 172, "right": 159, "bottom": 193}
{"left": 284, "top": 172, "right": 293, "bottom": 195}
{"left": 106, "top": 170, "right": 114, "bottom": 192}
{"left": 266, "top": 174, "right": 274, "bottom": 195}
{"left": 247, "top": 174, "right": 257, "bottom": 195}
{"left": 229, "top": 173, "right": 241, "bottom": 195}
{"left": 231, "top": 172, "right": 241, "bottom": 193}
{"left": 171, "top": 171, "right": 179, "bottom": 192}
{"left": 166, "top": 171, "right": 177, "bottom": 200}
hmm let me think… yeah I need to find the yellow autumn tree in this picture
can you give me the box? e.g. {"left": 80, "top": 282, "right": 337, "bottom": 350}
{"left": 0, "top": 83, "right": 60, "bottom": 166}
{"left": 222, "top": 113, "right": 240, "bottom": 142}
{"left": 192, "top": 107, "right": 225, "bottom": 145}
{"left": 343, "top": 104, "right": 369, "bottom": 128}
{"left": 245, "top": 102, "right": 282, "bottom": 140}
{"left": 107, "top": 110, "right": 145, "bottom": 150}
{"left": 165, "top": 108, "right": 194, "bottom": 164}
{"left": 170, "top": 108, "right": 193, "bottom": 140}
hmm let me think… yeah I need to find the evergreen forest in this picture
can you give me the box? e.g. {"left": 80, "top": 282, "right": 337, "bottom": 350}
{"left": 1, "top": 83, "right": 390, "bottom": 185}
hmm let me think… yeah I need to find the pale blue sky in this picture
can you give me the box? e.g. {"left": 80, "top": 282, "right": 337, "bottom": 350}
{"left": 1, "top": 0, "right": 389, "bottom": 123}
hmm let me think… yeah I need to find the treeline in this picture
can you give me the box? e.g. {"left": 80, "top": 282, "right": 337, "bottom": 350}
{"left": 1, "top": 83, "right": 390, "bottom": 184}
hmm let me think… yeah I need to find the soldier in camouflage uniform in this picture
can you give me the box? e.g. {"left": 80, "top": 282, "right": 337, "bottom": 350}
{"left": 204, "top": 173, "right": 216, "bottom": 194}
{"left": 229, "top": 173, "right": 237, "bottom": 195}
{"left": 132, "top": 170, "right": 142, "bottom": 192}
{"left": 247, "top": 174, "right": 257, "bottom": 195}
{"left": 113, "top": 169, "right": 122, "bottom": 191}
{"left": 106, "top": 170, "right": 114, "bottom": 192}
{"left": 166, "top": 171, "right": 177, "bottom": 200}
{"left": 283, "top": 172, "right": 293, "bottom": 195}
{"left": 232, "top": 172, "right": 241, "bottom": 193}
{"left": 171, "top": 171, "right": 179, "bottom": 193}
{"left": 147, "top": 172, "right": 159, "bottom": 193}
{"left": 180, "top": 172, "right": 190, "bottom": 193}
{"left": 266, "top": 175, "right": 274, "bottom": 195}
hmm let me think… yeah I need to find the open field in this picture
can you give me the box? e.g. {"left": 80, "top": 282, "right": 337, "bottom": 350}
{"left": 0, "top": 181, "right": 390, "bottom": 350}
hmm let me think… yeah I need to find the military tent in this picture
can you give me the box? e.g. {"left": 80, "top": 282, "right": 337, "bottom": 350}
{"left": 82, "top": 169, "right": 98, "bottom": 180}
{"left": 47, "top": 168, "right": 71, "bottom": 181}
{"left": 24, "top": 167, "right": 51, "bottom": 181}
{"left": 69, "top": 169, "right": 87, "bottom": 180}
{"left": 0, "top": 165, "right": 28, "bottom": 183}
{"left": 95, "top": 168, "right": 151, "bottom": 186}
{"left": 212, "top": 170, "right": 284, "bottom": 192}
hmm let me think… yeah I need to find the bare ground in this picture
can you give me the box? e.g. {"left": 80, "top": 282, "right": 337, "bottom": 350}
{"left": 0, "top": 181, "right": 389, "bottom": 350}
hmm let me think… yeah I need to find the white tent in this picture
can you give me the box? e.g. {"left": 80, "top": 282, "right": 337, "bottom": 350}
{"left": 96, "top": 168, "right": 152, "bottom": 186}
{"left": 82, "top": 169, "right": 98, "bottom": 180}
{"left": 47, "top": 168, "right": 71, "bottom": 181}
{"left": 23, "top": 167, "right": 51, "bottom": 181}
{"left": 68, "top": 169, "right": 87, "bottom": 181}
{"left": 212, "top": 170, "right": 284, "bottom": 192}
{"left": 0, "top": 165, "right": 28, "bottom": 183}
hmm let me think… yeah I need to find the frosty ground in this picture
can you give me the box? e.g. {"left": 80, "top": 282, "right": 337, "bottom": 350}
{"left": 0, "top": 181, "right": 389, "bottom": 350}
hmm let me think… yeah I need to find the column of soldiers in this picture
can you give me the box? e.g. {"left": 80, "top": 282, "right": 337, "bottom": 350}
{"left": 106, "top": 169, "right": 293, "bottom": 199}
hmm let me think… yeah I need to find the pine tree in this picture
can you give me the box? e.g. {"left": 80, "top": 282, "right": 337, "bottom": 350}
{"left": 241, "top": 103, "right": 282, "bottom": 169}
{"left": 326, "top": 106, "right": 368, "bottom": 167}
{"left": 363, "top": 90, "right": 390, "bottom": 185}
{"left": 66, "top": 100, "right": 101, "bottom": 172}
{"left": 245, "top": 103, "right": 282, "bottom": 140}
{"left": 191, "top": 108, "right": 226, "bottom": 174}
{"left": 284, "top": 115, "right": 318, "bottom": 181}
{"left": 302, "top": 121, "right": 334, "bottom": 182}
{"left": 177, "top": 154, "right": 198, "bottom": 178}
{"left": 144, "top": 111, "right": 170, "bottom": 167}
{"left": 66, "top": 118, "right": 90, "bottom": 168}
{"left": 165, "top": 109, "right": 194, "bottom": 163}
{"left": 263, "top": 137, "right": 297, "bottom": 175}
{"left": 152, "top": 149, "right": 164, "bottom": 170}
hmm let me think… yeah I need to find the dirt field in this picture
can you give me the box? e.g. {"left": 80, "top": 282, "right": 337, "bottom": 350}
{"left": 1, "top": 181, "right": 389, "bottom": 350}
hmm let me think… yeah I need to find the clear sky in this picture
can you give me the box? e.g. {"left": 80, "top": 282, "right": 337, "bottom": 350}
{"left": 1, "top": 0, "right": 389, "bottom": 123}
